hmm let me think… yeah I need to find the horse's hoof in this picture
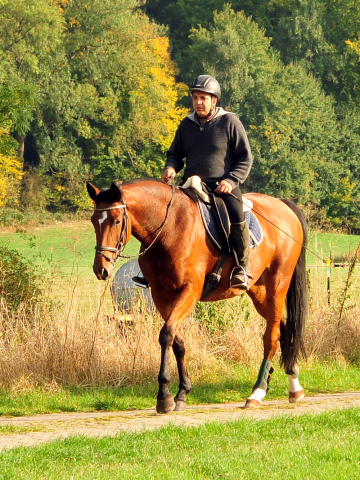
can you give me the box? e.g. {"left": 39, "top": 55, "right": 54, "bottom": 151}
{"left": 174, "top": 400, "right": 187, "bottom": 411}
{"left": 243, "top": 398, "right": 261, "bottom": 409}
{"left": 156, "top": 396, "right": 175, "bottom": 414}
{"left": 289, "top": 389, "right": 305, "bottom": 403}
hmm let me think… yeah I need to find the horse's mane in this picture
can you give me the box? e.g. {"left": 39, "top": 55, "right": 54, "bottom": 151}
{"left": 122, "top": 177, "right": 162, "bottom": 186}
{"left": 95, "top": 178, "right": 162, "bottom": 204}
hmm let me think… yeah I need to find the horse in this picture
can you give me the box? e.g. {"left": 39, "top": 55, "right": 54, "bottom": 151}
{"left": 87, "top": 179, "right": 308, "bottom": 413}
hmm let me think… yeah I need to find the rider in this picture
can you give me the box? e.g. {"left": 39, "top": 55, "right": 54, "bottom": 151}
{"left": 161, "top": 75, "right": 253, "bottom": 289}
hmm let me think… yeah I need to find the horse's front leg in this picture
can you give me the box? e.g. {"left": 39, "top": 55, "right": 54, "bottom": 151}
{"left": 155, "top": 289, "right": 198, "bottom": 414}
{"left": 172, "top": 332, "right": 192, "bottom": 411}
{"left": 157, "top": 324, "right": 177, "bottom": 414}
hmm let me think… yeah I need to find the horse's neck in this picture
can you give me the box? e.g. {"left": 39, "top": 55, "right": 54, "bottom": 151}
{"left": 123, "top": 183, "right": 171, "bottom": 245}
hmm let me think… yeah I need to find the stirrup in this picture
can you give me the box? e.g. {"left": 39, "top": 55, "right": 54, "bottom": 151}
{"left": 132, "top": 275, "right": 150, "bottom": 289}
{"left": 230, "top": 266, "right": 249, "bottom": 290}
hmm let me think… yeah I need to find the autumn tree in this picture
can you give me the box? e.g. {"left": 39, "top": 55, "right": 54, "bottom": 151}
{"left": 1, "top": 0, "right": 188, "bottom": 210}
{"left": 58, "top": 0, "right": 188, "bottom": 185}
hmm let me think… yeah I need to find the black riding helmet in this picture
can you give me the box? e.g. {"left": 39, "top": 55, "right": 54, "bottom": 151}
{"left": 189, "top": 75, "right": 221, "bottom": 100}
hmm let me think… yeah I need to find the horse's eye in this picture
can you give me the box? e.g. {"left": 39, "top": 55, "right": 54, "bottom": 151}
{"left": 114, "top": 219, "right": 121, "bottom": 226}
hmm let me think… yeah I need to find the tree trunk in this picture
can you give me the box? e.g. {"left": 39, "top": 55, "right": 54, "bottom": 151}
{"left": 13, "top": 132, "right": 26, "bottom": 159}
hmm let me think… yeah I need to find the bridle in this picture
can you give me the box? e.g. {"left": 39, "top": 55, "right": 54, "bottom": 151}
{"left": 93, "top": 181, "right": 176, "bottom": 264}
{"left": 94, "top": 203, "right": 130, "bottom": 265}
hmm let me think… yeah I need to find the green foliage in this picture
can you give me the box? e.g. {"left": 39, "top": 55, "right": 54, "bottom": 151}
{"left": 0, "top": 0, "right": 187, "bottom": 210}
{"left": 188, "top": 7, "right": 341, "bottom": 207}
{"left": 56, "top": 0, "right": 188, "bottom": 185}
{"left": 0, "top": 0, "right": 359, "bottom": 226}
{"left": 144, "top": 0, "right": 360, "bottom": 227}
{"left": 194, "top": 297, "right": 251, "bottom": 335}
{"left": 0, "top": 243, "right": 42, "bottom": 313}
{"left": 0, "top": 80, "right": 36, "bottom": 135}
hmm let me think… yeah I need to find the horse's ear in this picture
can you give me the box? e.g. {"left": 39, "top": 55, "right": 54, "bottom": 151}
{"left": 110, "top": 182, "right": 122, "bottom": 202}
{"left": 87, "top": 182, "right": 100, "bottom": 202}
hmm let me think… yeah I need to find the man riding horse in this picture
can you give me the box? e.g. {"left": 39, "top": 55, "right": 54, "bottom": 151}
{"left": 161, "top": 75, "right": 253, "bottom": 289}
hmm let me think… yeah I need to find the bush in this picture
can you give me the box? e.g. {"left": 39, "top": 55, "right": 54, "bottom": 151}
{"left": 0, "top": 243, "right": 42, "bottom": 313}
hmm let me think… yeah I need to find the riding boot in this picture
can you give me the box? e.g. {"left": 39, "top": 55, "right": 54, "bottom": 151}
{"left": 132, "top": 275, "right": 150, "bottom": 289}
{"left": 230, "top": 221, "right": 251, "bottom": 289}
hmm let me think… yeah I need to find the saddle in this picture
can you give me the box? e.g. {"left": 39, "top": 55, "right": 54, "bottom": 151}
{"left": 180, "top": 176, "right": 263, "bottom": 299}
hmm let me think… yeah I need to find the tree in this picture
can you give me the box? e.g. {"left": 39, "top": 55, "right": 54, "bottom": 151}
{"left": 23, "top": 0, "right": 188, "bottom": 188}
{"left": 0, "top": 0, "right": 65, "bottom": 157}
{"left": 188, "top": 7, "right": 342, "bottom": 209}
{"left": 271, "top": 0, "right": 360, "bottom": 102}
{"left": 0, "top": 78, "right": 36, "bottom": 206}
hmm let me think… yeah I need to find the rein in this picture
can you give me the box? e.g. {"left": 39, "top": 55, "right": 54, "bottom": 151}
{"left": 229, "top": 193, "right": 326, "bottom": 264}
{"left": 94, "top": 181, "right": 176, "bottom": 264}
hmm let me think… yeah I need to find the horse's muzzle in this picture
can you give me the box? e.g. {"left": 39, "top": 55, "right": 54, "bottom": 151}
{"left": 93, "top": 258, "right": 114, "bottom": 280}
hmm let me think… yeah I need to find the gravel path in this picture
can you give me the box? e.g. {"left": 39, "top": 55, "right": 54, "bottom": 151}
{"left": 1, "top": 392, "right": 360, "bottom": 451}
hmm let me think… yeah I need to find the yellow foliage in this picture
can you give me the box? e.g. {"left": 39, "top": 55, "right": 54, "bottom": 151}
{"left": 261, "top": 116, "right": 294, "bottom": 153}
{"left": 69, "top": 17, "right": 81, "bottom": 28}
{"left": 329, "top": 177, "right": 354, "bottom": 203}
{"left": 0, "top": 128, "right": 24, "bottom": 207}
{"left": 346, "top": 38, "right": 360, "bottom": 60}
{"left": 0, "top": 154, "right": 24, "bottom": 208}
{"left": 131, "top": 32, "right": 189, "bottom": 151}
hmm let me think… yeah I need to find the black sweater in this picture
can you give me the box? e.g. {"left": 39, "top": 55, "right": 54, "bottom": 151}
{"left": 164, "top": 108, "right": 253, "bottom": 188}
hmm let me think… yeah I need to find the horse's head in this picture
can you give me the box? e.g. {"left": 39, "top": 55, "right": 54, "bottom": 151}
{"left": 87, "top": 182, "right": 131, "bottom": 280}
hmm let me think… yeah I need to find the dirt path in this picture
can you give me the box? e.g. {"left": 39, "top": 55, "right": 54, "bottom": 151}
{"left": 0, "top": 392, "right": 360, "bottom": 451}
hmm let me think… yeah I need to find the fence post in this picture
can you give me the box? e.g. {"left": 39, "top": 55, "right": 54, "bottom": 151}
{"left": 326, "top": 257, "right": 331, "bottom": 305}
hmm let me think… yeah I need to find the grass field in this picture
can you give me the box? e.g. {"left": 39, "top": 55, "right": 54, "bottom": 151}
{"left": 0, "top": 408, "right": 359, "bottom": 479}
{"left": 1, "top": 220, "right": 360, "bottom": 417}
{"left": 2, "top": 221, "right": 360, "bottom": 269}
{"left": 0, "top": 360, "right": 357, "bottom": 417}
{"left": 1, "top": 220, "right": 360, "bottom": 317}
{"left": 0, "top": 221, "right": 140, "bottom": 273}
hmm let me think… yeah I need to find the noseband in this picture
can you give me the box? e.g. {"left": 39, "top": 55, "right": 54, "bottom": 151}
{"left": 94, "top": 203, "right": 130, "bottom": 265}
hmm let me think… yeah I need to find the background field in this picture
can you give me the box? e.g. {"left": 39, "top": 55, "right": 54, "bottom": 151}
{"left": 1, "top": 221, "right": 360, "bottom": 416}
{"left": 2, "top": 221, "right": 360, "bottom": 307}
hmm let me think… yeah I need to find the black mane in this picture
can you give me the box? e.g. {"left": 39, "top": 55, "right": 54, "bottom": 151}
{"left": 95, "top": 178, "right": 161, "bottom": 204}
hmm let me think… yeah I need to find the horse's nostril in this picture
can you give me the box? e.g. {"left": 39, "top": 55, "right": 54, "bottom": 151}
{"left": 101, "top": 268, "right": 109, "bottom": 280}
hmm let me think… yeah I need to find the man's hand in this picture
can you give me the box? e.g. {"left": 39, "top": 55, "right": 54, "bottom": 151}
{"left": 161, "top": 167, "right": 176, "bottom": 184}
{"left": 215, "top": 179, "right": 233, "bottom": 194}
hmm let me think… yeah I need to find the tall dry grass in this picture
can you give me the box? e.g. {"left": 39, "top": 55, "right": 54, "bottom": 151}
{"left": 1, "top": 263, "right": 360, "bottom": 390}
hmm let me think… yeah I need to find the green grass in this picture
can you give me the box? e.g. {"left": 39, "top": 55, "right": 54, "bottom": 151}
{"left": 1, "top": 361, "right": 360, "bottom": 417}
{"left": 1, "top": 220, "right": 359, "bottom": 272}
{"left": 0, "top": 425, "right": 48, "bottom": 435}
{"left": 307, "top": 231, "right": 360, "bottom": 265}
{"left": 0, "top": 408, "right": 359, "bottom": 479}
{"left": 0, "top": 222, "right": 140, "bottom": 277}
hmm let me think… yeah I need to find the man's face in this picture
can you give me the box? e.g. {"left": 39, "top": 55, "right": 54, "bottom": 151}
{"left": 192, "top": 91, "right": 217, "bottom": 118}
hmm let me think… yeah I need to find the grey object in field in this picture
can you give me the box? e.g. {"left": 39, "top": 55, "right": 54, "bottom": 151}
{"left": 111, "top": 259, "right": 154, "bottom": 312}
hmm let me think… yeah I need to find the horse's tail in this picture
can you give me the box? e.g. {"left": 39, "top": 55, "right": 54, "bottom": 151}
{"left": 279, "top": 199, "right": 308, "bottom": 372}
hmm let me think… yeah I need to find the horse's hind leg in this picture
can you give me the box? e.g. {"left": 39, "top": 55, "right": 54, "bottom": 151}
{"left": 244, "top": 286, "right": 286, "bottom": 408}
{"left": 172, "top": 332, "right": 192, "bottom": 411}
{"left": 285, "top": 362, "right": 304, "bottom": 403}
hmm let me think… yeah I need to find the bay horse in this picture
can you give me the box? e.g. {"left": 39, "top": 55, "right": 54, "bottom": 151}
{"left": 87, "top": 179, "right": 307, "bottom": 413}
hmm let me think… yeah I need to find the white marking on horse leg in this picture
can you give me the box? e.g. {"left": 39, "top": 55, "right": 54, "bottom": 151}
{"left": 98, "top": 211, "right": 107, "bottom": 233}
{"left": 247, "top": 388, "right": 266, "bottom": 403}
{"left": 287, "top": 375, "right": 303, "bottom": 393}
